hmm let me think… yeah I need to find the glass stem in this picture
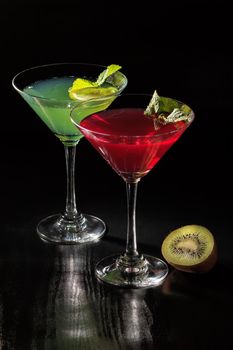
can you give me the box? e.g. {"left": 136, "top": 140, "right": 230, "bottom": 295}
{"left": 125, "top": 181, "right": 140, "bottom": 259}
{"left": 64, "top": 144, "right": 79, "bottom": 220}
{"left": 116, "top": 180, "right": 149, "bottom": 275}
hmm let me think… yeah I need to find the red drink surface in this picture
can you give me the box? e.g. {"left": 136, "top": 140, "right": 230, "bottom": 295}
{"left": 80, "top": 108, "right": 187, "bottom": 180}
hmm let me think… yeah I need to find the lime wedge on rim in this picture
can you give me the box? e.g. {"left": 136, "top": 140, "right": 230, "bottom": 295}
{"left": 68, "top": 64, "right": 122, "bottom": 100}
{"left": 69, "top": 86, "right": 118, "bottom": 101}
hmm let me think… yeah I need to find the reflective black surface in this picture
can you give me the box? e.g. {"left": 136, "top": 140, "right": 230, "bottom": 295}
{"left": 1, "top": 223, "right": 233, "bottom": 349}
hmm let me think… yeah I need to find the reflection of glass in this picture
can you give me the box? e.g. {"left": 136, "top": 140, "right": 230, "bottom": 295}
{"left": 71, "top": 94, "right": 195, "bottom": 287}
{"left": 33, "top": 245, "right": 155, "bottom": 349}
{"left": 12, "top": 63, "right": 127, "bottom": 244}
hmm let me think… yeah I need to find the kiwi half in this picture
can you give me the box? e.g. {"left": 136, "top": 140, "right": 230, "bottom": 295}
{"left": 161, "top": 225, "right": 217, "bottom": 273}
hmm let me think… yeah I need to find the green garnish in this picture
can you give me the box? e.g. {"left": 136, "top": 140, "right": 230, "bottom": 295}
{"left": 69, "top": 64, "right": 122, "bottom": 100}
{"left": 144, "top": 90, "right": 161, "bottom": 116}
{"left": 69, "top": 78, "right": 97, "bottom": 92}
{"left": 96, "top": 64, "right": 122, "bottom": 85}
{"left": 144, "top": 90, "right": 192, "bottom": 124}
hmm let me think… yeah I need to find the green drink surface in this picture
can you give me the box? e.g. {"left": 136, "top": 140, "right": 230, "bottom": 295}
{"left": 24, "top": 76, "right": 73, "bottom": 99}
{"left": 23, "top": 76, "right": 83, "bottom": 144}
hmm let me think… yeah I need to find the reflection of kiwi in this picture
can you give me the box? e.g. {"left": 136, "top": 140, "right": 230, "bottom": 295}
{"left": 161, "top": 225, "right": 217, "bottom": 273}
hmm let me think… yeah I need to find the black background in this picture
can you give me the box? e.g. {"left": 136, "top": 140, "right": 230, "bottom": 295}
{"left": 2, "top": 0, "right": 232, "bottom": 243}
{"left": 1, "top": 1, "right": 233, "bottom": 349}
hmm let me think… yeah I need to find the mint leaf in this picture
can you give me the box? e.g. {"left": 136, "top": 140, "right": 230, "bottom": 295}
{"left": 144, "top": 90, "right": 192, "bottom": 124}
{"left": 96, "top": 64, "right": 122, "bottom": 86}
{"left": 144, "top": 90, "right": 160, "bottom": 116}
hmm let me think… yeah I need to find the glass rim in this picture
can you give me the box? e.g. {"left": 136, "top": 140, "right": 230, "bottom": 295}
{"left": 70, "top": 93, "right": 195, "bottom": 139}
{"left": 12, "top": 62, "right": 128, "bottom": 102}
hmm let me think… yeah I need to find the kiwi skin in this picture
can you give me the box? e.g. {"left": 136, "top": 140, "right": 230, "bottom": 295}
{"left": 161, "top": 225, "right": 218, "bottom": 274}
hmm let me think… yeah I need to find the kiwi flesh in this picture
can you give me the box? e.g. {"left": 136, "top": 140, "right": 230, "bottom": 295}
{"left": 161, "top": 225, "right": 217, "bottom": 273}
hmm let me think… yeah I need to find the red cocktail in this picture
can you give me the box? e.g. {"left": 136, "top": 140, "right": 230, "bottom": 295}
{"left": 71, "top": 93, "right": 194, "bottom": 288}
{"left": 80, "top": 107, "right": 186, "bottom": 181}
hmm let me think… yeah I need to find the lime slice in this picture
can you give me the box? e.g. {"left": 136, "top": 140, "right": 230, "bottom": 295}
{"left": 69, "top": 86, "right": 118, "bottom": 101}
{"left": 69, "top": 78, "right": 97, "bottom": 99}
{"left": 70, "top": 78, "right": 97, "bottom": 90}
{"left": 69, "top": 64, "right": 122, "bottom": 100}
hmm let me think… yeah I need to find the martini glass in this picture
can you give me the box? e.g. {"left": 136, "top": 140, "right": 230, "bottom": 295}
{"left": 71, "top": 93, "right": 195, "bottom": 287}
{"left": 12, "top": 63, "right": 127, "bottom": 244}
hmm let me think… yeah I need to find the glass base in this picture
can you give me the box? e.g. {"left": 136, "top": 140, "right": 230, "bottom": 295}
{"left": 37, "top": 213, "right": 106, "bottom": 244}
{"left": 95, "top": 254, "right": 169, "bottom": 288}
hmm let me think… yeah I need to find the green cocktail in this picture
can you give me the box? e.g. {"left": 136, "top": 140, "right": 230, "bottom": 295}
{"left": 23, "top": 76, "right": 118, "bottom": 144}
{"left": 12, "top": 63, "right": 127, "bottom": 244}
{"left": 23, "top": 76, "right": 79, "bottom": 144}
